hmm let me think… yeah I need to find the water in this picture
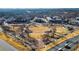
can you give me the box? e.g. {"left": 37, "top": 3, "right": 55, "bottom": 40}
{"left": 0, "top": 39, "right": 17, "bottom": 51}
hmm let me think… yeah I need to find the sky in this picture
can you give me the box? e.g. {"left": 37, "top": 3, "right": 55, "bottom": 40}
{"left": 0, "top": 0, "right": 79, "bottom": 8}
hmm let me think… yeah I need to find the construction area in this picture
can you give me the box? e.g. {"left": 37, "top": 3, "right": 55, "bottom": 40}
{"left": 0, "top": 22, "right": 79, "bottom": 51}
{"left": 0, "top": 9, "right": 79, "bottom": 51}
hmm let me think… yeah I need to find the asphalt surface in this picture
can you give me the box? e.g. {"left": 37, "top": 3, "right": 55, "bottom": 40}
{"left": 49, "top": 35, "right": 79, "bottom": 51}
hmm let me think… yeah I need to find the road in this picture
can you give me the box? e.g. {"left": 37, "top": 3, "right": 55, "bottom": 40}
{"left": 49, "top": 35, "right": 79, "bottom": 51}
